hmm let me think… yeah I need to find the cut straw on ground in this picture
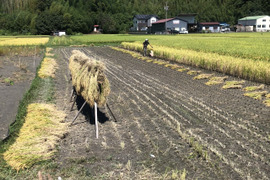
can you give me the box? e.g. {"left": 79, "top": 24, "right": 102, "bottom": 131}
{"left": 264, "top": 98, "right": 270, "bottom": 107}
{"left": 69, "top": 50, "right": 110, "bottom": 107}
{"left": 205, "top": 76, "right": 228, "bottom": 86}
{"left": 222, "top": 80, "right": 245, "bottom": 89}
{"left": 243, "top": 84, "right": 265, "bottom": 92}
{"left": 187, "top": 70, "right": 201, "bottom": 75}
{"left": 3, "top": 103, "right": 67, "bottom": 171}
{"left": 193, "top": 74, "right": 214, "bottom": 80}
{"left": 38, "top": 57, "right": 58, "bottom": 78}
{"left": 244, "top": 91, "right": 268, "bottom": 100}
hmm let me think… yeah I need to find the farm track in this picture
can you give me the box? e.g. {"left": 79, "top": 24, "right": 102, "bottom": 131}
{"left": 55, "top": 47, "right": 270, "bottom": 179}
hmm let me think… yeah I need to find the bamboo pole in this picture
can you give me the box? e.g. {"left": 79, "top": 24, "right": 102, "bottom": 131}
{"left": 95, "top": 102, "right": 99, "bottom": 139}
{"left": 70, "top": 100, "right": 87, "bottom": 125}
{"left": 70, "top": 94, "right": 77, "bottom": 111}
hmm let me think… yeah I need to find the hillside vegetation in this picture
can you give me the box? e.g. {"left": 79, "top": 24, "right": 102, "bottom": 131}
{"left": 0, "top": 0, "right": 270, "bottom": 35}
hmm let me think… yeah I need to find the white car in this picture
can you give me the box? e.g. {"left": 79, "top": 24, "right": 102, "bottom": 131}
{"left": 179, "top": 28, "right": 188, "bottom": 34}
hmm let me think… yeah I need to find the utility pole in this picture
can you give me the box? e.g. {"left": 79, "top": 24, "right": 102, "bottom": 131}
{"left": 164, "top": 1, "right": 169, "bottom": 34}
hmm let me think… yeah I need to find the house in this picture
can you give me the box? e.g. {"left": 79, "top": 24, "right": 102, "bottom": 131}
{"left": 237, "top": 15, "right": 270, "bottom": 32}
{"left": 199, "top": 22, "right": 221, "bottom": 33}
{"left": 178, "top": 13, "right": 197, "bottom": 32}
{"left": 151, "top": 17, "right": 188, "bottom": 34}
{"left": 131, "top": 15, "right": 158, "bottom": 32}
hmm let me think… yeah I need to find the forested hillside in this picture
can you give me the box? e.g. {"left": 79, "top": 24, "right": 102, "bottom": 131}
{"left": 0, "top": 0, "right": 269, "bottom": 35}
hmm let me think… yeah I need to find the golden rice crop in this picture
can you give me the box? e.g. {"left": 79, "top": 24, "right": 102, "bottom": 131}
{"left": 69, "top": 50, "right": 110, "bottom": 107}
{"left": 0, "top": 37, "right": 49, "bottom": 46}
{"left": 122, "top": 42, "right": 270, "bottom": 84}
{"left": 3, "top": 103, "right": 67, "bottom": 171}
{"left": 38, "top": 57, "right": 58, "bottom": 78}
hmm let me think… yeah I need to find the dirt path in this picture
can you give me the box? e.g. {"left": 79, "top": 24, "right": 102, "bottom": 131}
{"left": 0, "top": 56, "right": 42, "bottom": 141}
{"left": 54, "top": 47, "right": 270, "bottom": 179}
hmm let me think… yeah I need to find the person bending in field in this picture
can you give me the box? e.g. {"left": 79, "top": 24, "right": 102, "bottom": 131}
{"left": 143, "top": 39, "right": 153, "bottom": 56}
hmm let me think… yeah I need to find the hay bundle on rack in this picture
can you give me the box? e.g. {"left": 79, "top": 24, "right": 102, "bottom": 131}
{"left": 69, "top": 50, "right": 110, "bottom": 107}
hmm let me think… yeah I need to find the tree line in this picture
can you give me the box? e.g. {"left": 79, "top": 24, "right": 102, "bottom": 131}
{"left": 0, "top": 0, "right": 269, "bottom": 35}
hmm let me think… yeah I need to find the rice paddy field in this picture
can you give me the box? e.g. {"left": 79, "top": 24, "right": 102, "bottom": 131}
{"left": 0, "top": 33, "right": 270, "bottom": 179}
{"left": 71, "top": 33, "right": 270, "bottom": 61}
{"left": 0, "top": 37, "right": 49, "bottom": 46}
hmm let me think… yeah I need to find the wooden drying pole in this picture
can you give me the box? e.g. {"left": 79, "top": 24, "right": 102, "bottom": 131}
{"left": 70, "top": 88, "right": 99, "bottom": 139}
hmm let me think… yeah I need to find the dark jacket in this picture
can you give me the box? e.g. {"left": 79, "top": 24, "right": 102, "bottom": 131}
{"left": 143, "top": 40, "right": 150, "bottom": 48}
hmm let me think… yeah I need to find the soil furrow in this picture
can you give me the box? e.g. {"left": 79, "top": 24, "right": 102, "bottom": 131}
{"left": 96, "top": 47, "right": 270, "bottom": 179}
{"left": 104, "top": 58, "right": 270, "bottom": 171}
{"left": 55, "top": 47, "right": 270, "bottom": 179}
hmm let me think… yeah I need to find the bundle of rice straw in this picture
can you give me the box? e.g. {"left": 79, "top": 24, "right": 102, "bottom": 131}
{"left": 69, "top": 50, "right": 110, "bottom": 107}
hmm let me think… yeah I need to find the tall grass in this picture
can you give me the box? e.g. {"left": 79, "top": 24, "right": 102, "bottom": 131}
{"left": 121, "top": 42, "right": 270, "bottom": 84}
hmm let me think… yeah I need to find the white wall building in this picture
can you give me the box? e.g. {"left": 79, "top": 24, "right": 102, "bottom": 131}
{"left": 238, "top": 15, "right": 270, "bottom": 32}
{"left": 131, "top": 15, "right": 158, "bottom": 31}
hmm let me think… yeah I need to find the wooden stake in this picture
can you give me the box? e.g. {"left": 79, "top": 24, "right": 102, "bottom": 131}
{"left": 70, "top": 88, "right": 75, "bottom": 102}
{"left": 70, "top": 94, "right": 77, "bottom": 111}
{"left": 71, "top": 100, "right": 87, "bottom": 125}
{"left": 95, "top": 102, "right": 99, "bottom": 139}
{"left": 106, "top": 103, "right": 117, "bottom": 122}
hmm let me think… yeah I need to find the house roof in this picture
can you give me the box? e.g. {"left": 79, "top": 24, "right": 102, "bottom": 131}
{"left": 153, "top": 18, "right": 174, "bottom": 24}
{"left": 152, "top": 17, "right": 187, "bottom": 24}
{"left": 239, "top": 15, "right": 269, "bottom": 21}
{"left": 178, "top": 13, "right": 197, "bottom": 17}
{"left": 200, "top": 22, "right": 220, "bottom": 25}
{"left": 134, "top": 15, "right": 158, "bottom": 20}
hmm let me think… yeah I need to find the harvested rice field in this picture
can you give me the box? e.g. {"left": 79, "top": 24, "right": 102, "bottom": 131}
{"left": 0, "top": 54, "right": 42, "bottom": 141}
{"left": 48, "top": 47, "right": 270, "bottom": 179}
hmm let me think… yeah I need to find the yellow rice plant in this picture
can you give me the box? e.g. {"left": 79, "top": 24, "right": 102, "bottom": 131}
{"left": 0, "top": 38, "right": 49, "bottom": 46}
{"left": 3, "top": 103, "right": 67, "bottom": 171}
{"left": 121, "top": 42, "right": 270, "bottom": 84}
{"left": 69, "top": 50, "right": 110, "bottom": 107}
{"left": 38, "top": 57, "right": 58, "bottom": 78}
